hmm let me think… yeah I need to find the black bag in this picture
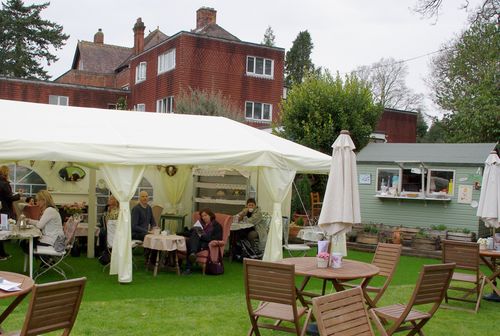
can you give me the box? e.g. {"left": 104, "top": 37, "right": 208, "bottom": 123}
{"left": 240, "top": 239, "right": 262, "bottom": 260}
{"left": 206, "top": 247, "right": 224, "bottom": 275}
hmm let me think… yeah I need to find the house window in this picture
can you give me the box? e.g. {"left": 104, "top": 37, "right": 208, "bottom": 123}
{"left": 135, "top": 62, "right": 147, "bottom": 83}
{"left": 246, "top": 56, "right": 274, "bottom": 78}
{"left": 245, "top": 101, "right": 272, "bottom": 121}
{"left": 158, "top": 49, "right": 176, "bottom": 74}
{"left": 376, "top": 168, "right": 401, "bottom": 193}
{"left": 48, "top": 95, "right": 68, "bottom": 106}
{"left": 156, "top": 96, "right": 174, "bottom": 113}
{"left": 135, "top": 104, "right": 145, "bottom": 112}
{"left": 428, "top": 169, "right": 455, "bottom": 196}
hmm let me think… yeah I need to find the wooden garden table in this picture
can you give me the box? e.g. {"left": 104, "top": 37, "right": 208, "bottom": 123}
{"left": 0, "top": 271, "right": 34, "bottom": 330}
{"left": 277, "top": 257, "right": 380, "bottom": 308}
{"left": 480, "top": 249, "right": 500, "bottom": 296}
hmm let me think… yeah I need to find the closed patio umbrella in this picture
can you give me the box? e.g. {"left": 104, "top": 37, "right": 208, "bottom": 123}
{"left": 477, "top": 150, "right": 500, "bottom": 238}
{"left": 318, "top": 130, "right": 361, "bottom": 257}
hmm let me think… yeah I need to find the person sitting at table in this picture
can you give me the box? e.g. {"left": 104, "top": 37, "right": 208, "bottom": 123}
{"left": 23, "top": 190, "right": 64, "bottom": 252}
{"left": 0, "top": 165, "right": 22, "bottom": 260}
{"left": 25, "top": 196, "right": 35, "bottom": 206}
{"left": 233, "top": 198, "right": 265, "bottom": 260}
{"left": 131, "top": 191, "right": 157, "bottom": 241}
{"left": 97, "top": 194, "right": 119, "bottom": 257}
{"left": 183, "top": 208, "right": 223, "bottom": 275}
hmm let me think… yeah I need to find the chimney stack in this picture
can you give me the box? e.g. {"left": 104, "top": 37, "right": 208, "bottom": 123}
{"left": 94, "top": 28, "right": 104, "bottom": 44}
{"left": 196, "top": 7, "right": 216, "bottom": 30}
{"left": 133, "top": 18, "right": 145, "bottom": 54}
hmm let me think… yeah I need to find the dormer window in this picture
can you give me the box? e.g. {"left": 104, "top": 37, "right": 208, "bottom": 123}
{"left": 246, "top": 56, "right": 273, "bottom": 79}
{"left": 135, "top": 62, "right": 147, "bottom": 83}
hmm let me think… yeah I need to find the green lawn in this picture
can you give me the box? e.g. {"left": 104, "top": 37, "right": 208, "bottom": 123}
{"left": 0, "top": 241, "right": 498, "bottom": 335}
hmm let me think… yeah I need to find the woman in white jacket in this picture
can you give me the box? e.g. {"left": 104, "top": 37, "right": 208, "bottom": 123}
{"left": 27, "top": 190, "right": 64, "bottom": 248}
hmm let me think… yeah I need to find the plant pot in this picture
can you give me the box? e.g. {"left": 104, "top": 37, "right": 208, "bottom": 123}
{"left": 356, "top": 233, "right": 378, "bottom": 245}
{"left": 317, "top": 258, "right": 328, "bottom": 268}
{"left": 288, "top": 225, "right": 302, "bottom": 242}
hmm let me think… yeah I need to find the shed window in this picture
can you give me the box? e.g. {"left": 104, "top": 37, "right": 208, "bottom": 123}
{"left": 428, "top": 170, "right": 455, "bottom": 196}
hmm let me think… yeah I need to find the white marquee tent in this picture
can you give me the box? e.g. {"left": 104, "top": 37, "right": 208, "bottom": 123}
{"left": 0, "top": 99, "right": 331, "bottom": 282}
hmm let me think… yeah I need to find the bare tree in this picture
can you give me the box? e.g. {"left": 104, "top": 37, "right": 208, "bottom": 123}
{"left": 414, "top": 0, "right": 499, "bottom": 22}
{"left": 354, "top": 57, "right": 423, "bottom": 111}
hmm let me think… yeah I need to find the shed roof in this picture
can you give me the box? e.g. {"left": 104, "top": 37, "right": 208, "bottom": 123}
{"left": 357, "top": 143, "right": 497, "bottom": 165}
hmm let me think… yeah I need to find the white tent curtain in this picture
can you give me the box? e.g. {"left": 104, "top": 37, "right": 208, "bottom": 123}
{"left": 100, "top": 164, "right": 146, "bottom": 283}
{"left": 261, "top": 167, "right": 296, "bottom": 261}
{"left": 161, "top": 166, "right": 191, "bottom": 213}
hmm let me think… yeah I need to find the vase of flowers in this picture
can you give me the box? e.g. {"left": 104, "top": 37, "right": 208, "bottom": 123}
{"left": 317, "top": 252, "right": 330, "bottom": 268}
{"left": 62, "top": 202, "right": 86, "bottom": 221}
{"left": 477, "top": 238, "right": 488, "bottom": 250}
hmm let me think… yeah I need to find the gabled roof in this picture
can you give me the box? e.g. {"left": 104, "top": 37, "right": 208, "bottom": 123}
{"left": 357, "top": 143, "right": 497, "bottom": 165}
{"left": 71, "top": 41, "right": 132, "bottom": 73}
{"left": 144, "top": 29, "right": 169, "bottom": 50}
{"left": 192, "top": 23, "right": 239, "bottom": 41}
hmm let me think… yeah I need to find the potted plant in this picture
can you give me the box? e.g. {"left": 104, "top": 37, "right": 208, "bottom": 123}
{"left": 446, "top": 228, "right": 476, "bottom": 242}
{"left": 288, "top": 217, "right": 303, "bottom": 242}
{"left": 356, "top": 224, "right": 379, "bottom": 245}
{"left": 413, "top": 229, "right": 440, "bottom": 251}
{"left": 316, "top": 252, "right": 330, "bottom": 268}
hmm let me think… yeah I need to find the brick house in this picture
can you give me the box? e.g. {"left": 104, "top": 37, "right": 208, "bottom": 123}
{"left": 0, "top": 7, "right": 415, "bottom": 139}
{"left": 0, "top": 7, "right": 285, "bottom": 128}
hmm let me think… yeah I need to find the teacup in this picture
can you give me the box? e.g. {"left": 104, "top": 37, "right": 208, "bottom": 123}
{"left": 331, "top": 253, "right": 343, "bottom": 269}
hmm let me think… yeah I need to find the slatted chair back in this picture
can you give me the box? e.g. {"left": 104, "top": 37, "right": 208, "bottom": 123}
{"left": 310, "top": 192, "right": 322, "bottom": 220}
{"left": 442, "top": 240, "right": 485, "bottom": 312}
{"left": 244, "top": 259, "right": 311, "bottom": 335}
{"left": 19, "top": 277, "right": 86, "bottom": 336}
{"left": 409, "top": 263, "right": 455, "bottom": 308}
{"left": 312, "top": 287, "right": 375, "bottom": 336}
{"left": 152, "top": 205, "right": 163, "bottom": 227}
{"left": 442, "top": 240, "right": 480, "bottom": 272}
{"left": 63, "top": 216, "right": 80, "bottom": 247}
{"left": 370, "top": 263, "right": 455, "bottom": 336}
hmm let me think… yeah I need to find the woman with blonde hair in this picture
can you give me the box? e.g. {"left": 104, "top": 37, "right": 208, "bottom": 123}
{"left": 0, "top": 165, "right": 21, "bottom": 260}
{"left": 25, "top": 190, "right": 64, "bottom": 250}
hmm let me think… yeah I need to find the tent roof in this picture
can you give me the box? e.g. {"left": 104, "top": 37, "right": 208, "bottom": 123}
{"left": 0, "top": 99, "right": 330, "bottom": 173}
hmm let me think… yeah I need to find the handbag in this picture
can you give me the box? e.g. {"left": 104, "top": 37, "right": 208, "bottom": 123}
{"left": 206, "top": 247, "right": 224, "bottom": 275}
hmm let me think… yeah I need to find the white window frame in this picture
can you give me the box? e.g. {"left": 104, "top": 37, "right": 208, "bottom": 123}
{"left": 48, "top": 95, "right": 69, "bottom": 106}
{"left": 135, "top": 103, "right": 145, "bottom": 112}
{"left": 135, "top": 62, "right": 147, "bottom": 83}
{"left": 158, "top": 49, "right": 176, "bottom": 74}
{"left": 245, "top": 101, "right": 272, "bottom": 121}
{"left": 156, "top": 96, "right": 174, "bottom": 113}
{"left": 427, "top": 169, "right": 456, "bottom": 196}
{"left": 246, "top": 56, "right": 274, "bottom": 79}
{"left": 375, "top": 168, "right": 402, "bottom": 193}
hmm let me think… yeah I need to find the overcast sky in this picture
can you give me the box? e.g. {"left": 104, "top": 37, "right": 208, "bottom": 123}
{"left": 27, "top": 0, "right": 481, "bottom": 117}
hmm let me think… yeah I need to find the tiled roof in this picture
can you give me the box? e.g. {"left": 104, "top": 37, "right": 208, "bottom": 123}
{"left": 192, "top": 23, "right": 239, "bottom": 41}
{"left": 144, "top": 29, "right": 169, "bottom": 50}
{"left": 73, "top": 41, "right": 132, "bottom": 73}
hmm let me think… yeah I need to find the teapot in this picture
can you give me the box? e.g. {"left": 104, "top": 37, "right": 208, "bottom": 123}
{"left": 17, "top": 214, "right": 27, "bottom": 230}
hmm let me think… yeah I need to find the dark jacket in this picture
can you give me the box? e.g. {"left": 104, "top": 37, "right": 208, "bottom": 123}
{"left": 0, "top": 176, "right": 20, "bottom": 219}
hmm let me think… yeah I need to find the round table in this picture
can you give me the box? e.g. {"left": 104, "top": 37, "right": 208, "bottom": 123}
{"left": 143, "top": 234, "right": 186, "bottom": 276}
{"left": 0, "top": 271, "right": 34, "bottom": 327}
{"left": 278, "top": 257, "right": 380, "bottom": 308}
{"left": 479, "top": 249, "right": 500, "bottom": 297}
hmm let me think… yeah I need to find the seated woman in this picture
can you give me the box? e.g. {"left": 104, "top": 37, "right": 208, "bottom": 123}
{"left": 183, "top": 208, "right": 222, "bottom": 275}
{"left": 234, "top": 198, "right": 266, "bottom": 259}
{"left": 23, "top": 190, "right": 64, "bottom": 252}
{"left": 97, "top": 194, "right": 119, "bottom": 256}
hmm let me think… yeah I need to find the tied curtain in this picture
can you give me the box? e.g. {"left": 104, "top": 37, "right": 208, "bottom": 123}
{"left": 261, "top": 167, "right": 296, "bottom": 261}
{"left": 161, "top": 166, "right": 191, "bottom": 213}
{"left": 100, "top": 164, "right": 146, "bottom": 283}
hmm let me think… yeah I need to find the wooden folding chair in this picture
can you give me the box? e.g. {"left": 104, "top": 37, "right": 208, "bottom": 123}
{"left": 441, "top": 240, "right": 486, "bottom": 313}
{"left": 244, "top": 259, "right": 312, "bottom": 336}
{"left": 370, "top": 263, "right": 455, "bottom": 336}
{"left": 340, "top": 243, "right": 402, "bottom": 307}
{"left": 4, "top": 277, "right": 86, "bottom": 336}
{"left": 310, "top": 192, "right": 322, "bottom": 224}
{"left": 312, "top": 287, "right": 380, "bottom": 336}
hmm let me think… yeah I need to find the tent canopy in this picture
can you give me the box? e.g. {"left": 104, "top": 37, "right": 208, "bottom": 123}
{"left": 0, "top": 99, "right": 331, "bottom": 282}
{"left": 0, "top": 99, "right": 330, "bottom": 172}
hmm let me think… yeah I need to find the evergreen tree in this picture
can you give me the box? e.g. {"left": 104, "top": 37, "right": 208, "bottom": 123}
{"left": 262, "top": 26, "right": 275, "bottom": 47}
{"left": 284, "top": 30, "right": 315, "bottom": 87}
{"left": 0, "top": 0, "right": 69, "bottom": 80}
{"left": 415, "top": 110, "right": 428, "bottom": 142}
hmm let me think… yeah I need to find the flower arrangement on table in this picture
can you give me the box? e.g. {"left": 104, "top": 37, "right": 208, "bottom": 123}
{"left": 316, "top": 252, "right": 330, "bottom": 268}
{"left": 61, "top": 202, "right": 86, "bottom": 219}
{"left": 477, "top": 238, "right": 488, "bottom": 249}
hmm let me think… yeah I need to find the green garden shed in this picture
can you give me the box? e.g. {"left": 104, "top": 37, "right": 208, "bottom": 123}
{"left": 356, "top": 143, "right": 497, "bottom": 236}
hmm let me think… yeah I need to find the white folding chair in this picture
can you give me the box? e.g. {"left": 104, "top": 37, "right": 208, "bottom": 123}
{"left": 282, "top": 216, "right": 311, "bottom": 257}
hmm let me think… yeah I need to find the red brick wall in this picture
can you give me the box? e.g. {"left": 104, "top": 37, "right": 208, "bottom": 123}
{"left": 376, "top": 109, "right": 417, "bottom": 143}
{"left": 0, "top": 78, "right": 128, "bottom": 109}
{"left": 129, "top": 33, "right": 284, "bottom": 124}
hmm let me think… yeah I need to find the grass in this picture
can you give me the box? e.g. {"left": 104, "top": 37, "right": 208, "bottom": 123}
{"left": 0, "top": 240, "right": 498, "bottom": 335}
